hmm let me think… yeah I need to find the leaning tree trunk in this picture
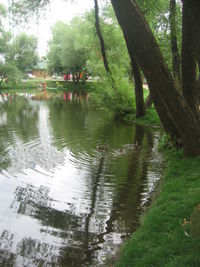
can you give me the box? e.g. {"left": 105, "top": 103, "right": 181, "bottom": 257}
{"left": 94, "top": 0, "right": 110, "bottom": 74}
{"left": 111, "top": 0, "right": 179, "bottom": 141}
{"left": 131, "top": 54, "right": 145, "bottom": 118}
{"left": 111, "top": 0, "right": 200, "bottom": 156}
{"left": 169, "top": 0, "right": 181, "bottom": 88}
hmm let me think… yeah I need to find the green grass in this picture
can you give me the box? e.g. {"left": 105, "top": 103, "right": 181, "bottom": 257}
{"left": 1, "top": 80, "right": 94, "bottom": 92}
{"left": 135, "top": 106, "right": 161, "bottom": 126}
{"left": 122, "top": 88, "right": 161, "bottom": 126}
{"left": 115, "top": 148, "right": 200, "bottom": 266}
{"left": 122, "top": 106, "right": 161, "bottom": 126}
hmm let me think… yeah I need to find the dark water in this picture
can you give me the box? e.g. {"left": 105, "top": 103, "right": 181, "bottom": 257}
{"left": 0, "top": 93, "right": 163, "bottom": 266}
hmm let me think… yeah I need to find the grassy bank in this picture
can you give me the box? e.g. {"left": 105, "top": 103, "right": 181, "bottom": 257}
{"left": 0, "top": 80, "right": 94, "bottom": 92}
{"left": 122, "top": 105, "right": 161, "bottom": 126}
{"left": 115, "top": 147, "right": 200, "bottom": 266}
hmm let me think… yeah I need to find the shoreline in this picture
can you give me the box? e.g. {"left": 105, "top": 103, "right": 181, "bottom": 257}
{"left": 115, "top": 147, "right": 200, "bottom": 266}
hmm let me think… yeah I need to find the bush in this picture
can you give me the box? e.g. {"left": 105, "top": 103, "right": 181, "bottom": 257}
{"left": 89, "top": 72, "right": 135, "bottom": 116}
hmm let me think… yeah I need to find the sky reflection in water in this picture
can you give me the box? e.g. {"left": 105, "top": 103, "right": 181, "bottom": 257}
{"left": 0, "top": 93, "right": 163, "bottom": 266}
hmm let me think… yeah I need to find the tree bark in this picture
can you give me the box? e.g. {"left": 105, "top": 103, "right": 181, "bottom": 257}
{"left": 169, "top": 0, "right": 181, "bottom": 88}
{"left": 181, "top": 0, "right": 200, "bottom": 116}
{"left": 111, "top": 0, "right": 200, "bottom": 156}
{"left": 181, "top": 0, "right": 199, "bottom": 116}
{"left": 131, "top": 55, "right": 145, "bottom": 118}
{"left": 94, "top": 0, "right": 110, "bottom": 74}
{"left": 181, "top": 0, "right": 200, "bottom": 62}
{"left": 145, "top": 92, "right": 153, "bottom": 108}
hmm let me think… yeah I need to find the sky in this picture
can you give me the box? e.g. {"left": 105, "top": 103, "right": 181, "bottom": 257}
{"left": 1, "top": 0, "right": 95, "bottom": 57}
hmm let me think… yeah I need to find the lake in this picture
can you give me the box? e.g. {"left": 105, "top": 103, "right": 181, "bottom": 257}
{"left": 0, "top": 92, "right": 163, "bottom": 266}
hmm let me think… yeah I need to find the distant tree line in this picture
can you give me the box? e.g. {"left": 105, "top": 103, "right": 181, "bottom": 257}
{"left": 0, "top": 4, "right": 39, "bottom": 85}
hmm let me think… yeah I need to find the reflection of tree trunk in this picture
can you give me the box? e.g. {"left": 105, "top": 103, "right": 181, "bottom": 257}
{"left": 0, "top": 92, "right": 5, "bottom": 102}
{"left": 95, "top": 126, "right": 156, "bottom": 249}
{"left": 96, "top": 126, "right": 146, "bottom": 245}
{"left": 84, "top": 155, "right": 105, "bottom": 261}
{"left": 134, "top": 124, "right": 145, "bottom": 145}
{"left": 104, "top": 126, "right": 146, "bottom": 236}
{"left": 131, "top": 56, "right": 145, "bottom": 118}
{"left": 145, "top": 129, "right": 154, "bottom": 148}
{"left": 169, "top": 0, "right": 181, "bottom": 88}
{"left": 134, "top": 128, "right": 155, "bottom": 212}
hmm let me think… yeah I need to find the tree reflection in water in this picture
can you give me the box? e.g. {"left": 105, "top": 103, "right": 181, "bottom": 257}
{"left": 0, "top": 93, "right": 163, "bottom": 266}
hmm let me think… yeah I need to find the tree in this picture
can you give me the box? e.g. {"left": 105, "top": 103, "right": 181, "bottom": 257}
{"left": 131, "top": 57, "right": 145, "bottom": 118}
{"left": 111, "top": 0, "right": 200, "bottom": 157}
{"left": 136, "top": 0, "right": 174, "bottom": 69}
{"left": 47, "top": 21, "right": 68, "bottom": 74}
{"left": 94, "top": 0, "right": 110, "bottom": 74}
{"left": 0, "top": 4, "right": 11, "bottom": 55}
{"left": 95, "top": 3, "right": 145, "bottom": 117}
{"left": 181, "top": 0, "right": 200, "bottom": 116}
{"left": 8, "top": 33, "right": 39, "bottom": 73}
{"left": 9, "top": 0, "right": 50, "bottom": 24}
{"left": 0, "top": 62, "right": 21, "bottom": 85}
{"left": 169, "top": 0, "right": 181, "bottom": 87}
{"left": 0, "top": 4, "right": 21, "bottom": 85}
{"left": 48, "top": 18, "right": 90, "bottom": 81}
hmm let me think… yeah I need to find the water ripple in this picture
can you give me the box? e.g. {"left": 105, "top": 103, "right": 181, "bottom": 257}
{"left": 0, "top": 94, "right": 164, "bottom": 266}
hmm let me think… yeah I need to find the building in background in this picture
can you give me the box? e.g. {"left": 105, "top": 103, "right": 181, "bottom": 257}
{"left": 31, "top": 62, "right": 49, "bottom": 78}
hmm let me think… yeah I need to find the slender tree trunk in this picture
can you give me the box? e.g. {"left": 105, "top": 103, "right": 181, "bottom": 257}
{"left": 131, "top": 55, "right": 145, "bottom": 118}
{"left": 111, "top": 0, "right": 200, "bottom": 156}
{"left": 181, "top": 0, "right": 199, "bottom": 116}
{"left": 145, "top": 92, "right": 153, "bottom": 108}
{"left": 94, "top": 0, "right": 110, "bottom": 74}
{"left": 169, "top": 0, "right": 181, "bottom": 88}
{"left": 72, "top": 73, "right": 75, "bottom": 83}
{"left": 197, "top": 59, "right": 200, "bottom": 101}
{"left": 198, "top": 59, "right": 200, "bottom": 81}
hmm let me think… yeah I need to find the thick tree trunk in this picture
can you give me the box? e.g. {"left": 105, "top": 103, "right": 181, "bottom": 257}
{"left": 181, "top": 0, "right": 199, "bottom": 116}
{"left": 111, "top": 0, "right": 200, "bottom": 156}
{"left": 111, "top": 0, "right": 179, "bottom": 141}
{"left": 181, "top": 0, "right": 200, "bottom": 62}
{"left": 169, "top": 0, "right": 181, "bottom": 88}
{"left": 94, "top": 0, "right": 110, "bottom": 74}
{"left": 131, "top": 55, "right": 145, "bottom": 118}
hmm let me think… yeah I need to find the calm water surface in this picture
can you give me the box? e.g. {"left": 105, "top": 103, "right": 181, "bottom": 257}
{"left": 0, "top": 93, "right": 163, "bottom": 266}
